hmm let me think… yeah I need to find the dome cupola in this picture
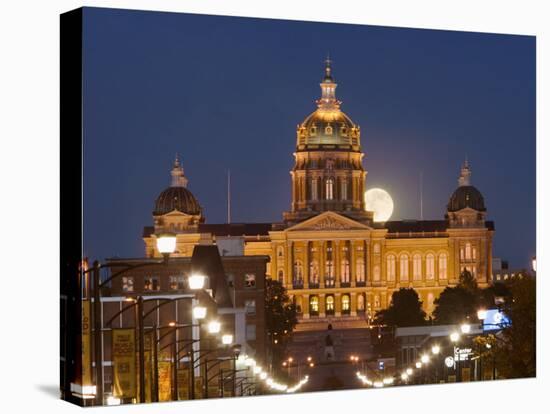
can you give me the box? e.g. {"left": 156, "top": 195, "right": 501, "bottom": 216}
{"left": 296, "top": 57, "right": 361, "bottom": 152}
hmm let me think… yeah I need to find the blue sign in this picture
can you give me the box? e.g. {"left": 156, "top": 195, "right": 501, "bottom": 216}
{"left": 483, "top": 309, "right": 511, "bottom": 331}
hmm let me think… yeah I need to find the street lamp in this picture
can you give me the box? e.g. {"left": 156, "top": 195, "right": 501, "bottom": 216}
{"left": 222, "top": 334, "right": 233, "bottom": 345}
{"left": 208, "top": 320, "right": 221, "bottom": 334}
{"left": 450, "top": 332, "right": 460, "bottom": 343}
{"left": 415, "top": 362, "right": 422, "bottom": 369}
{"left": 406, "top": 368, "right": 413, "bottom": 376}
{"left": 193, "top": 306, "right": 207, "bottom": 320}
{"left": 421, "top": 354, "right": 430, "bottom": 364}
{"left": 431, "top": 345, "right": 440, "bottom": 355}
{"left": 477, "top": 309, "right": 488, "bottom": 322}
{"left": 156, "top": 232, "right": 177, "bottom": 261}
{"left": 188, "top": 274, "right": 206, "bottom": 290}
{"left": 460, "top": 323, "right": 471, "bottom": 334}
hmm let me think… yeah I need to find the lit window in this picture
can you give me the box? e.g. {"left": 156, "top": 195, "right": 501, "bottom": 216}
{"left": 244, "top": 274, "right": 256, "bottom": 288}
{"left": 325, "top": 125, "right": 333, "bottom": 135}
{"left": 293, "top": 261, "right": 303, "bottom": 282}
{"left": 169, "top": 275, "right": 185, "bottom": 290}
{"left": 373, "top": 243, "right": 380, "bottom": 254}
{"left": 357, "top": 294, "right": 365, "bottom": 311}
{"left": 311, "top": 178, "right": 318, "bottom": 201}
{"left": 400, "top": 254, "right": 409, "bottom": 281}
{"left": 426, "top": 254, "right": 435, "bottom": 280}
{"left": 278, "top": 270, "right": 284, "bottom": 283}
{"left": 122, "top": 276, "right": 134, "bottom": 292}
{"left": 473, "top": 247, "right": 477, "bottom": 260}
{"left": 465, "top": 243, "right": 472, "bottom": 260}
{"left": 326, "top": 178, "right": 334, "bottom": 200}
{"left": 245, "top": 299, "right": 256, "bottom": 315}
{"left": 374, "top": 295, "right": 380, "bottom": 308}
{"left": 144, "top": 276, "right": 159, "bottom": 291}
{"left": 326, "top": 295, "right": 335, "bottom": 314}
{"left": 309, "top": 261, "right": 319, "bottom": 285}
{"left": 342, "top": 294, "right": 350, "bottom": 313}
{"left": 386, "top": 255, "right": 396, "bottom": 281}
{"left": 413, "top": 254, "right": 422, "bottom": 281}
{"left": 341, "top": 179, "right": 348, "bottom": 200}
{"left": 356, "top": 259, "right": 365, "bottom": 283}
{"left": 438, "top": 253, "right": 447, "bottom": 280}
{"left": 310, "top": 296, "right": 319, "bottom": 314}
{"left": 325, "top": 260, "right": 334, "bottom": 283}
{"left": 341, "top": 259, "right": 350, "bottom": 283}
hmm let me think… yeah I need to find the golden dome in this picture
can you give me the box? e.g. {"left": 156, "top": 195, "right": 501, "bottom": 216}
{"left": 296, "top": 58, "right": 361, "bottom": 151}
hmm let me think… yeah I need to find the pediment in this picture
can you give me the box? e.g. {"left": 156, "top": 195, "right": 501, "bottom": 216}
{"left": 287, "top": 212, "right": 372, "bottom": 232}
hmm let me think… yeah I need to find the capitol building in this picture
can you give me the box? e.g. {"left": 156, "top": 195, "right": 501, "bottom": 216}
{"left": 142, "top": 60, "right": 494, "bottom": 330}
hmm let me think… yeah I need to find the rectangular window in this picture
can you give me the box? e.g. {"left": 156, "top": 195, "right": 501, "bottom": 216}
{"left": 245, "top": 299, "right": 256, "bottom": 315}
{"left": 169, "top": 275, "right": 185, "bottom": 290}
{"left": 122, "top": 276, "right": 134, "bottom": 292}
{"left": 246, "top": 324, "right": 256, "bottom": 341}
{"left": 144, "top": 276, "right": 160, "bottom": 291}
{"left": 244, "top": 273, "right": 256, "bottom": 288}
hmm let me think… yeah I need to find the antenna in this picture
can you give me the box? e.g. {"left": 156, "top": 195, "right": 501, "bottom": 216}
{"left": 227, "top": 169, "right": 231, "bottom": 224}
{"left": 420, "top": 171, "right": 424, "bottom": 221}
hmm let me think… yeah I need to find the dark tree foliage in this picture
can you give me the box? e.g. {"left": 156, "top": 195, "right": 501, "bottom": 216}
{"left": 432, "top": 286, "right": 478, "bottom": 324}
{"left": 374, "top": 288, "right": 426, "bottom": 327}
{"left": 433, "top": 269, "right": 512, "bottom": 324}
{"left": 265, "top": 278, "right": 297, "bottom": 368}
{"left": 493, "top": 277, "right": 536, "bottom": 378}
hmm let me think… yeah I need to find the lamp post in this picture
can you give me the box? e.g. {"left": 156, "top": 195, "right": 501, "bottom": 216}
{"left": 87, "top": 232, "right": 176, "bottom": 405}
{"left": 431, "top": 345, "right": 440, "bottom": 383}
{"left": 450, "top": 331, "right": 460, "bottom": 382}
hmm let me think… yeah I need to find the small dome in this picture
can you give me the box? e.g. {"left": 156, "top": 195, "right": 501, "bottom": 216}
{"left": 154, "top": 186, "right": 202, "bottom": 216}
{"left": 447, "top": 185, "right": 486, "bottom": 212}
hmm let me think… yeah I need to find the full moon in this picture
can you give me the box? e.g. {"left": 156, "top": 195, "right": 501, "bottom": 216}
{"left": 365, "top": 188, "right": 394, "bottom": 222}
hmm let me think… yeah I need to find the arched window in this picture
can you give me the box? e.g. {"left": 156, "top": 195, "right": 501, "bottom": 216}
{"left": 277, "top": 246, "right": 284, "bottom": 257}
{"left": 386, "top": 255, "right": 396, "bottom": 281}
{"left": 357, "top": 293, "right": 365, "bottom": 311}
{"left": 311, "top": 178, "right": 318, "bottom": 201}
{"left": 326, "top": 295, "right": 335, "bottom": 314}
{"left": 356, "top": 259, "right": 365, "bottom": 283}
{"left": 426, "top": 254, "right": 435, "bottom": 280}
{"left": 293, "top": 261, "right": 303, "bottom": 284}
{"left": 309, "top": 260, "right": 319, "bottom": 285}
{"left": 465, "top": 243, "right": 472, "bottom": 260}
{"left": 438, "top": 253, "right": 447, "bottom": 280}
{"left": 400, "top": 254, "right": 409, "bottom": 281}
{"left": 341, "top": 259, "right": 350, "bottom": 284}
{"left": 373, "top": 265, "right": 380, "bottom": 281}
{"left": 278, "top": 270, "right": 284, "bottom": 283}
{"left": 325, "top": 125, "right": 333, "bottom": 135}
{"left": 341, "top": 178, "right": 348, "bottom": 200}
{"left": 460, "top": 248, "right": 464, "bottom": 260}
{"left": 374, "top": 295, "right": 381, "bottom": 308}
{"left": 342, "top": 294, "right": 351, "bottom": 314}
{"left": 473, "top": 246, "right": 477, "bottom": 260}
{"left": 325, "top": 178, "right": 334, "bottom": 200}
{"left": 309, "top": 296, "right": 319, "bottom": 315}
{"left": 413, "top": 254, "right": 422, "bottom": 281}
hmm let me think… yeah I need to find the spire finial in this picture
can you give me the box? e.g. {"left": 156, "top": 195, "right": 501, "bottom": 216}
{"left": 170, "top": 154, "right": 188, "bottom": 187}
{"left": 324, "top": 53, "right": 333, "bottom": 81}
{"left": 458, "top": 158, "right": 471, "bottom": 187}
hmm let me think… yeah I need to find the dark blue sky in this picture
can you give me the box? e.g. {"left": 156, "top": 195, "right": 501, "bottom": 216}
{"left": 83, "top": 7, "right": 535, "bottom": 269}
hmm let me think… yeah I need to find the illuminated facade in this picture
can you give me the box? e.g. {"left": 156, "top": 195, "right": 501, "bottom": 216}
{"left": 143, "top": 60, "right": 494, "bottom": 330}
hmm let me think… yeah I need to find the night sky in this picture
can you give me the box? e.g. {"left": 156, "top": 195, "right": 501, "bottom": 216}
{"left": 83, "top": 7, "right": 535, "bottom": 269}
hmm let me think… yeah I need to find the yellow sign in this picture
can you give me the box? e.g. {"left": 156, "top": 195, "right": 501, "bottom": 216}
{"left": 81, "top": 300, "right": 92, "bottom": 387}
{"left": 112, "top": 329, "right": 137, "bottom": 399}
{"left": 177, "top": 369, "right": 189, "bottom": 400}
{"left": 158, "top": 361, "right": 172, "bottom": 402}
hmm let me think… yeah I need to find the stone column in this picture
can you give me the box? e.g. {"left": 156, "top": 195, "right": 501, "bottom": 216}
{"left": 302, "top": 294, "right": 310, "bottom": 319}
{"left": 335, "top": 292, "right": 342, "bottom": 317}
{"left": 319, "top": 293, "right": 326, "bottom": 318}
{"left": 286, "top": 241, "right": 293, "bottom": 288}
{"left": 350, "top": 240, "right": 356, "bottom": 287}
{"left": 304, "top": 241, "right": 310, "bottom": 289}
{"left": 350, "top": 292, "right": 357, "bottom": 317}
{"left": 334, "top": 240, "right": 341, "bottom": 288}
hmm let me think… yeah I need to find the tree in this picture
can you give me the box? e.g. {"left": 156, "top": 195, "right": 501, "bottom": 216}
{"left": 458, "top": 268, "right": 478, "bottom": 292}
{"left": 265, "top": 278, "right": 297, "bottom": 369}
{"left": 374, "top": 288, "right": 426, "bottom": 327}
{"left": 432, "top": 286, "right": 478, "bottom": 324}
{"left": 491, "top": 276, "right": 536, "bottom": 378}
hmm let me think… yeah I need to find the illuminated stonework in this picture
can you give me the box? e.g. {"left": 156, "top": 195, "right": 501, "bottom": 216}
{"left": 142, "top": 61, "right": 495, "bottom": 330}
